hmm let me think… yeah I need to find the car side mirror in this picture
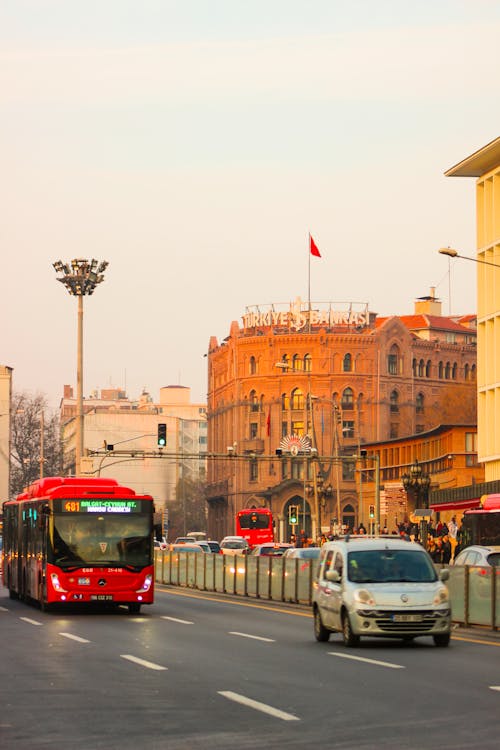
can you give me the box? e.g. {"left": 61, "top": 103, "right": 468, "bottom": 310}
{"left": 325, "top": 569, "right": 340, "bottom": 583}
{"left": 439, "top": 568, "right": 450, "bottom": 582}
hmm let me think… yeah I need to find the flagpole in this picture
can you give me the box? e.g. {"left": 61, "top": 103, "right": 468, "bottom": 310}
{"left": 308, "top": 232, "right": 311, "bottom": 332}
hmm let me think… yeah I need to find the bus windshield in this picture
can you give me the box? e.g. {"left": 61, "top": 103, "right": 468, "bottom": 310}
{"left": 49, "top": 513, "right": 151, "bottom": 569}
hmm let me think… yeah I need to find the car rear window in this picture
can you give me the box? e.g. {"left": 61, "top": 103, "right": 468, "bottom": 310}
{"left": 487, "top": 552, "right": 500, "bottom": 566}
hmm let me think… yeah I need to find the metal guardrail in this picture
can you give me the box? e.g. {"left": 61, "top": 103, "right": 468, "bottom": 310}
{"left": 154, "top": 551, "right": 500, "bottom": 631}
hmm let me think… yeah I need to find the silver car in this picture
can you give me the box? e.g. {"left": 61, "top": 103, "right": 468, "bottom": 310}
{"left": 453, "top": 545, "right": 500, "bottom": 567}
{"left": 312, "top": 537, "right": 451, "bottom": 647}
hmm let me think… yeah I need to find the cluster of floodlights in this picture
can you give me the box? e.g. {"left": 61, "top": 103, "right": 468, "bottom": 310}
{"left": 53, "top": 259, "right": 109, "bottom": 296}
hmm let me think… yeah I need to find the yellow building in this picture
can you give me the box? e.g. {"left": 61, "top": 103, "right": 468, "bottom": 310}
{"left": 445, "top": 137, "right": 500, "bottom": 481}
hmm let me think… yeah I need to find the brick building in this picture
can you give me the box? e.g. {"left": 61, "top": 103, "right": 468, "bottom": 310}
{"left": 206, "top": 292, "right": 479, "bottom": 542}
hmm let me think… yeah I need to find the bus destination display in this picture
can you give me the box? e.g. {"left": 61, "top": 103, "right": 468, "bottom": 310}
{"left": 56, "top": 499, "right": 143, "bottom": 514}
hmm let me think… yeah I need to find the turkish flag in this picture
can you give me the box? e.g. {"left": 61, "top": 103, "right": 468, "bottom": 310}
{"left": 310, "top": 235, "right": 321, "bottom": 257}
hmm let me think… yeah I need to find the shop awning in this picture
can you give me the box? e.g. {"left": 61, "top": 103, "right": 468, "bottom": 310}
{"left": 429, "top": 498, "right": 481, "bottom": 511}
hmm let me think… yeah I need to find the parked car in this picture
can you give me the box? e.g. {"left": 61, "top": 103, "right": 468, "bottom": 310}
{"left": 283, "top": 547, "right": 321, "bottom": 560}
{"left": 453, "top": 545, "right": 500, "bottom": 567}
{"left": 206, "top": 540, "right": 222, "bottom": 554}
{"left": 251, "top": 542, "right": 293, "bottom": 556}
{"left": 220, "top": 536, "right": 250, "bottom": 554}
{"left": 312, "top": 537, "right": 451, "bottom": 647}
{"left": 193, "top": 540, "right": 213, "bottom": 553}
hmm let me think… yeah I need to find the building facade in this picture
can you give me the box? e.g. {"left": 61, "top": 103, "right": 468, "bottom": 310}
{"left": 445, "top": 136, "right": 500, "bottom": 482}
{"left": 0, "top": 365, "right": 13, "bottom": 501}
{"left": 60, "top": 384, "right": 207, "bottom": 534}
{"left": 206, "top": 294, "right": 478, "bottom": 542}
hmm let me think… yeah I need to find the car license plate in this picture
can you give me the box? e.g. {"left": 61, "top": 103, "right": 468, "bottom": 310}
{"left": 90, "top": 594, "right": 113, "bottom": 601}
{"left": 392, "top": 614, "right": 423, "bottom": 622}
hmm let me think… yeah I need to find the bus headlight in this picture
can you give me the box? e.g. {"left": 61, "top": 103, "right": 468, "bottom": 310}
{"left": 136, "top": 574, "right": 153, "bottom": 593}
{"left": 50, "top": 573, "right": 67, "bottom": 593}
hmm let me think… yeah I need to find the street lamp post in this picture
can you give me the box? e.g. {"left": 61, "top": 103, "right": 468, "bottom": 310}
{"left": 401, "top": 459, "right": 431, "bottom": 546}
{"left": 53, "top": 259, "right": 108, "bottom": 475}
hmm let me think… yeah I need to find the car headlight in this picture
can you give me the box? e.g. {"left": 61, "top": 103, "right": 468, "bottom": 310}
{"left": 353, "top": 588, "right": 376, "bottom": 606}
{"left": 433, "top": 587, "right": 449, "bottom": 605}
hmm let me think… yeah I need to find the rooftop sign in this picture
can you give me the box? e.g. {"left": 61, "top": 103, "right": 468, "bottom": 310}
{"left": 242, "top": 297, "right": 369, "bottom": 332}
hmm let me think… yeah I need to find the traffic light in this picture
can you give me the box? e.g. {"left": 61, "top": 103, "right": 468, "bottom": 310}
{"left": 157, "top": 423, "right": 167, "bottom": 447}
{"left": 369, "top": 504, "right": 375, "bottom": 519}
{"left": 289, "top": 505, "right": 298, "bottom": 525}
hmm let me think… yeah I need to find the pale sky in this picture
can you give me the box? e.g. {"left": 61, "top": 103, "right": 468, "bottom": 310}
{"left": 2, "top": 1, "right": 499, "bottom": 410}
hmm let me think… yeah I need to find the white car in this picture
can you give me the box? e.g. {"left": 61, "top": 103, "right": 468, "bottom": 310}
{"left": 312, "top": 537, "right": 451, "bottom": 647}
{"left": 453, "top": 545, "right": 500, "bottom": 567}
{"left": 220, "top": 536, "right": 250, "bottom": 554}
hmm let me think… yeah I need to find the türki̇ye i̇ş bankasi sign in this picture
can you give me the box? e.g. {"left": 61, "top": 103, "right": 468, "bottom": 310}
{"left": 242, "top": 297, "right": 369, "bottom": 332}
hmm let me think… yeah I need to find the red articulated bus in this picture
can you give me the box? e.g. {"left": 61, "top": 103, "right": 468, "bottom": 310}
{"left": 2, "top": 476, "right": 155, "bottom": 614}
{"left": 235, "top": 508, "right": 274, "bottom": 549}
{"left": 460, "top": 493, "right": 500, "bottom": 547}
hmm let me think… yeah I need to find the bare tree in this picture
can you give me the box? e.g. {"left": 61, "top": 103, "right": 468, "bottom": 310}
{"left": 10, "top": 391, "right": 62, "bottom": 498}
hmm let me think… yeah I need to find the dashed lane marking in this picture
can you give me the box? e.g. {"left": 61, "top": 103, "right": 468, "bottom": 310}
{"left": 161, "top": 616, "right": 194, "bottom": 624}
{"left": 328, "top": 651, "right": 405, "bottom": 669}
{"left": 120, "top": 654, "right": 167, "bottom": 671}
{"left": 59, "top": 632, "right": 91, "bottom": 643}
{"left": 218, "top": 691, "right": 300, "bottom": 721}
{"left": 229, "top": 631, "right": 275, "bottom": 642}
{"left": 19, "top": 617, "right": 43, "bottom": 626}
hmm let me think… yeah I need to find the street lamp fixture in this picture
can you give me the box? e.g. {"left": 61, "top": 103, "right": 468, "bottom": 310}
{"left": 438, "top": 247, "right": 500, "bottom": 268}
{"left": 53, "top": 258, "right": 108, "bottom": 475}
{"left": 401, "top": 459, "right": 431, "bottom": 546}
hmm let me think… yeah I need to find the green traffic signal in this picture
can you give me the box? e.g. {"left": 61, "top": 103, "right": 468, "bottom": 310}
{"left": 157, "top": 423, "right": 167, "bottom": 447}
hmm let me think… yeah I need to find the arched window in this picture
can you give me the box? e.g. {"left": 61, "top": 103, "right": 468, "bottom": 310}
{"left": 291, "top": 388, "right": 304, "bottom": 410}
{"left": 343, "top": 353, "right": 352, "bottom": 372}
{"left": 464, "top": 363, "right": 470, "bottom": 381}
{"left": 418, "top": 359, "right": 425, "bottom": 377}
{"left": 292, "top": 354, "right": 303, "bottom": 371}
{"left": 445, "top": 362, "right": 451, "bottom": 380}
{"left": 416, "top": 392, "right": 424, "bottom": 414}
{"left": 249, "top": 389, "right": 259, "bottom": 412}
{"left": 426, "top": 360, "right": 432, "bottom": 378}
{"left": 249, "top": 355, "right": 257, "bottom": 374}
{"left": 304, "top": 353, "right": 312, "bottom": 372}
{"left": 390, "top": 390, "right": 399, "bottom": 413}
{"left": 387, "top": 344, "right": 400, "bottom": 375}
{"left": 341, "top": 387, "right": 354, "bottom": 410}
{"left": 412, "top": 358, "right": 418, "bottom": 377}
{"left": 281, "top": 392, "right": 289, "bottom": 411}
{"left": 452, "top": 363, "right": 458, "bottom": 380}
{"left": 471, "top": 364, "right": 477, "bottom": 380}
{"left": 438, "top": 361, "right": 444, "bottom": 379}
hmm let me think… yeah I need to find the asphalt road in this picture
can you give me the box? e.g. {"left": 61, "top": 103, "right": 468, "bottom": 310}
{"left": 1, "top": 584, "right": 499, "bottom": 750}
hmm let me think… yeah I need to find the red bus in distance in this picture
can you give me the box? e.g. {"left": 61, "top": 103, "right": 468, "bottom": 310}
{"left": 2, "top": 476, "right": 155, "bottom": 613}
{"left": 235, "top": 508, "right": 274, "bottom": 549}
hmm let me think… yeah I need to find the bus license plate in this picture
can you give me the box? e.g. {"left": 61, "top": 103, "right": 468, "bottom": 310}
{"left": 392, "top": 614, "right": 423, "bottom": 622}
{"left": 90, "top": 595, "right": 113, "bottom": 601}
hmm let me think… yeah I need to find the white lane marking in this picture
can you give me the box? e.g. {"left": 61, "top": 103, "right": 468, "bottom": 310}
{"left": 120, "top": 654, "right": 167, "bottom": 671}
{"left": 20, "top": 617, "right": 43, "bottom": 626}
{"left": 59, "top": 632, "right": 91, "bottom": 643}
{"left": 161, "top": 616, "right": 194, "bottom": 625}
{"left": 0, "top": 606, "right": 8, "bottom": 611}
{"left": 229, "top": 631, "right": 275, "bottom": 643}
{"left": 328, "top": 652, "right": 405, "bottom": 669}
{"left": 218, "top": 691, "right": 299, "bottom": 721}
{"left": 490, "top": 686, "right": 500, "bottom": 692}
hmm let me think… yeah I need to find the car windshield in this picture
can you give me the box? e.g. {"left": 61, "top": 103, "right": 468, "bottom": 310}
{"left": 259, "top": 546, "right": 287, "bottom": 556}
{"left": 223, "top": 541, "right": 247, "bottom": 549}
{"left": 347, "top": 549, "right": 437, "bottom": 583}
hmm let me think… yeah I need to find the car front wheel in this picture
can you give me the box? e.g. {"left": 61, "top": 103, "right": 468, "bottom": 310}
{"left": 342, "top": 612, "right": 360, "bottom": 647}
{"left": 433, "top": 633, "right": 450, "bottom": 647}
{"left": 313, "top": 607, "right": 330, "bottom": 642}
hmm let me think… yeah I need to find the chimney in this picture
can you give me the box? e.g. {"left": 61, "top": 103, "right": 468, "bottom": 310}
{"left": 414, "top": 287, "right": 442, "bottom": 316}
